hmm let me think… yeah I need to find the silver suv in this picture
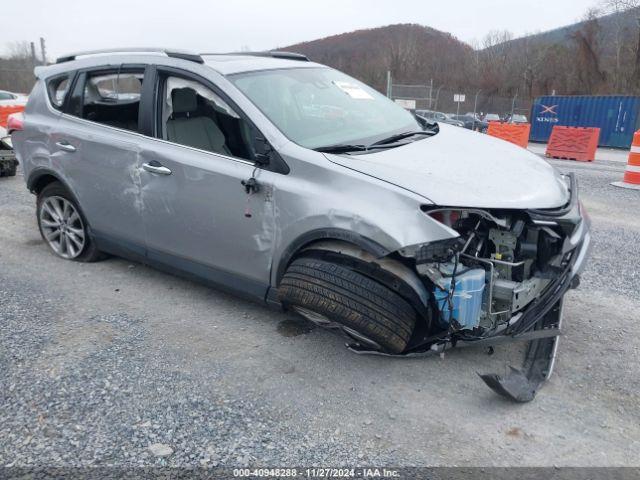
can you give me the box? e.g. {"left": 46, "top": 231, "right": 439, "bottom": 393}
{"left": 13, "top": 49, "right": 590, "bottom": 401}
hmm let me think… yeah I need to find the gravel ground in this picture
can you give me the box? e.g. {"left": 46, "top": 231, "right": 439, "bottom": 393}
{"left": 1, "top": 158, "right": 639, "bottom": 468}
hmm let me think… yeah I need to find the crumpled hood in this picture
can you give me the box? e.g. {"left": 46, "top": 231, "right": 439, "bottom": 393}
{"left": 326, "top": 123, "right": 569, "bottom": 209}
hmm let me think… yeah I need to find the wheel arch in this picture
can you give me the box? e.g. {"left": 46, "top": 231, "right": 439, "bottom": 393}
{"left": 273, "top": 228, "right": 391, "bottom": 287}
{"left": 271, "top": 231, "right": 432, "bottom": 327}
{"left": 27, "top": 168, "right": 69, "bottom": 195}
{"left": 29, "top": 168, "right": 94, "bottom": 234}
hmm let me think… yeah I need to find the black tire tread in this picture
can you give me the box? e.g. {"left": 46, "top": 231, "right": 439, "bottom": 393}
{"left": 282, "top": 272, "right": 413, "bottom": 337}
{"left": 285, "top": 261, "right": 415, "bottom": 320}
{"left": 279, "top": 257, "right": 416, "bottom": 353}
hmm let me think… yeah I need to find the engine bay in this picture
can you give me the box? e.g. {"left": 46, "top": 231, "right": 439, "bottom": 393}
{"left": 411, "top": 208, "right": 571, "bottom": 336}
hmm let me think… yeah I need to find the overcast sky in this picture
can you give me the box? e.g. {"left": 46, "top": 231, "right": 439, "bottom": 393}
{"left": 2, "top": 0, "right": 598, "bottom": 60}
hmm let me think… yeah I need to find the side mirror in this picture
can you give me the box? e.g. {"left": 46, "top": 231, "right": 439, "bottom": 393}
{"left": 253, "top": 133, "right": 290, "bottom": 175}
{"left": 254, "top": 136, "right": 272, "bottom": 166}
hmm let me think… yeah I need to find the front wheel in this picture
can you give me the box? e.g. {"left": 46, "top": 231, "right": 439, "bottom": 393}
{"left": 36, "top": 182, "right": 106, "bottom": 262}
{"left": 278, "top": 256, "right": 416, "bottom": 353}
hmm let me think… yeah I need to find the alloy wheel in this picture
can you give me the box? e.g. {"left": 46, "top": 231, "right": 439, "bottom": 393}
{"left": 39, "top": 196, "right": 86, "bottom": 259}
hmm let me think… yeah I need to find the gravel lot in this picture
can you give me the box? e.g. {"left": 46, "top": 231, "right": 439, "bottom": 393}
{"left": 1, "top": 156, "right": 639, "bottom": 468}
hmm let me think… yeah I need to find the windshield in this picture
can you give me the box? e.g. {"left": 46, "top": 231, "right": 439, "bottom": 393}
{"left": 231, "top": 67, "right": 421, "bottom": 149}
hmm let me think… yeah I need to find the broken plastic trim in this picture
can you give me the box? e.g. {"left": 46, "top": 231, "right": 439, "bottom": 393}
{"left": 348, "top": 307, "right": 562, "bottom": 403}
{"left": 348, "top": 236, "right": 582, "bottom": 402}
{"left": 477, "top": 300, "right": 563, "bottom": 402}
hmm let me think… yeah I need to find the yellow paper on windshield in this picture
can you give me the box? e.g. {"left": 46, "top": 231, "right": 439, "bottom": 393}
{"left": 333, "top": 81, "right": 374, "bottom": 100}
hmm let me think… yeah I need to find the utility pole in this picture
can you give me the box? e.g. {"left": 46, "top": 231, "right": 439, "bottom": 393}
{"left": 386, "top": 71, "right": 392, "bottom": 98}
{"left": 473, "top": 90, "right": 482, "bottom": 131}
{"left": 511, "top": 90, "right": 518, "bottom": 121}
{"left": 428, "top": 79, "right": 433, "bottom": 109}
{"left": 40, "top": 37, "right": 47, "bottom": 65}
{"left": 635, "top": 16, "right": 640, "bottom": 92}
{"left": 434, "top": 85, "right": 443, "bottom": 111}
{"left": 30, "top": 42, "right": 37, "bottom": 66}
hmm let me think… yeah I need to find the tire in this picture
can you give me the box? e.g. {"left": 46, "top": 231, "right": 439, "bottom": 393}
{"left": 36, "top": 182, "right": 106, "bottom": 262}
{"left": 279, "top": 257, "right": 416, "bottom": 353}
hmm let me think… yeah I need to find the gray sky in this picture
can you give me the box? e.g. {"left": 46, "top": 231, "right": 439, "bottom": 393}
{"left": 2, "top": 0, "right": 598, "bottom": 60}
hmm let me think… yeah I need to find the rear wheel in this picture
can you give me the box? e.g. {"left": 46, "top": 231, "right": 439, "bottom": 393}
{"left": 36, "top": 182, "right": 106, "bottom": 262}
{"left": 279, "top": 256, "right": 416, "bottom": 353}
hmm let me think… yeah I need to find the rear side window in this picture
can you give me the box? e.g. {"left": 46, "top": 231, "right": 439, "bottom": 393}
{"left": 47, "top": 75, "right": 70, "bottom": 110}
{"left": 67, "top": 69, "right": 145, "bottom": 133}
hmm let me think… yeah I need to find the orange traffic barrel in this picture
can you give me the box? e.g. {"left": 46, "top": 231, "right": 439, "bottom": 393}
{"left": 612, "top": 130, "right": 640, "bottom": 190}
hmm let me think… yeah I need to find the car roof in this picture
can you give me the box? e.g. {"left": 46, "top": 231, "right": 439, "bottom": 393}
{"left": 201, "top": 54, "right": 322, "bottom": 75}
{"left": 35, "top": 51, "right": 324, "bottom": 80}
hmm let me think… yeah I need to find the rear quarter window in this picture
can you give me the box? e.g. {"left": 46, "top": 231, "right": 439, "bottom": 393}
{"left": 47, "top": 75, "right": 71, "bottom": 110}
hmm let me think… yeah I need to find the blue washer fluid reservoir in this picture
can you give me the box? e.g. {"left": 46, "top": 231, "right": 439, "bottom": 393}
{"left": 433, "top": 262, "right": 486, "bottom": 330}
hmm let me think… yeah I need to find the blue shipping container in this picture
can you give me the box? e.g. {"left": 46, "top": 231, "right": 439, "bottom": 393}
{"left": 530, "top": 95, "right": 640, "bottom": 149}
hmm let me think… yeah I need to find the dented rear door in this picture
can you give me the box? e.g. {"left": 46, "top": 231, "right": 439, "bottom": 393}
{"left": 54, "top": 67, "right": 148, "bottom": 251}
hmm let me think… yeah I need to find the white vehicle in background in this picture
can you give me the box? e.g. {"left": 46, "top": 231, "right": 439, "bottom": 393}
{"left": 0, "top": 90, "right": 28, "bottom": 106}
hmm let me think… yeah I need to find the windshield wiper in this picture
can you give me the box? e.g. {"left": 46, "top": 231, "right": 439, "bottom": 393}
{"left": 315, "top": 130, "right": 435, "bottom": 154}
{"left": 371, "top": 130, "right": 434, "bottom": 147}
{"left": 314, "top": 144, "right": 368, "bottom": 154}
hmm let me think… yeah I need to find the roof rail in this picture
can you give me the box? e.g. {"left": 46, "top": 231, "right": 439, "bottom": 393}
{"left": 56, "top": 48, "right": 204, "bottom": 64}
{"left": 201, "top": 51, "right": 310, "bottom": 62}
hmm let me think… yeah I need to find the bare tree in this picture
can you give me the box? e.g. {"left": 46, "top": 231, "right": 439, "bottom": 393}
{"left": 6, "top": 41, "right": 32, "bottom": 60}
{"left": 599, "top": 0, "right": 640, "bottom": 90}
{"left": 572, "top": 10, "right": 607, "bottom": 92}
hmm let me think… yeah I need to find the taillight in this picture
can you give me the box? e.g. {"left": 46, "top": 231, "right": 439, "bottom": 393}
{"left": 7, "top": 112, "right": 24, "bottom": 133}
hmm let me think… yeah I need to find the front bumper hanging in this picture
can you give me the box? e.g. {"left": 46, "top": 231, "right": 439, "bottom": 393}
{"left": 348, "top": 301, "right": 563, "bottom": 402}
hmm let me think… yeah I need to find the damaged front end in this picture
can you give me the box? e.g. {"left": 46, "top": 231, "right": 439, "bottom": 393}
{"left": 351, "top": 174, "right": 591, "bottom": 402}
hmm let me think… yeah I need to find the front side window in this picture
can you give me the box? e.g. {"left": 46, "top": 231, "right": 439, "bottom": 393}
{"left": 231, "top": 67, "right": 421, "bottom": 150}
{"left": 0, "top": 91, "right": 16, "bottom": 101}
{"left": 160, "top": 75, "right": 255, "bottom": 161}
{"left": 75, "top": 70, "right": 144, "bottom": 132}
{"left": 47, "top": 75, "right": 70, "bottom": 110}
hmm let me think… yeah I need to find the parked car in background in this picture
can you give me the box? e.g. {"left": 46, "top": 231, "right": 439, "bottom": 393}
{"left": 0, "top": 111, "right": 22, "bottom": 177}
{"left": 12, "top": 48, "right": 590, "bottom": 402}
{"left": 505, "top": 114, "right": 529, "bottom": 124}
{"left": 415, "top": 109, "right": 465, "bottom": 128}
{"left": 0, "top": 125, "right": 18, "bottom": 177}
{"left": 449, "top": 114, "right": 488, "bottom": 132}
{"left": 483, "top": 113, "right": 502, "bottom": 122}
{"left": 0, "top": 90, "right": 28, "bottom": 106}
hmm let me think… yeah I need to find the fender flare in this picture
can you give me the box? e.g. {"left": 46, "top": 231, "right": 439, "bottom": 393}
{"left": 26, "top": 168, "right": 97, "bottom": 236}
{"left": 273, "top": 228, "right": 391, "bottom": 286}
{"left": 27, "top": 167, "right": 69, "bottom": 194}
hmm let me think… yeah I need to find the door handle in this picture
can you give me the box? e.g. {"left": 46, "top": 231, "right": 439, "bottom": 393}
{"left": 56, "top": 141, "right": 76, "bottom": 152}
{"left": 142, "top": 162, "right": 172, "bottom": 175}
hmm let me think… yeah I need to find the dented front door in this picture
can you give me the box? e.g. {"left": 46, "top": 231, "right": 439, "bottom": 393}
{"left": 138, "top": 143, "right": 275, "bottom": 298}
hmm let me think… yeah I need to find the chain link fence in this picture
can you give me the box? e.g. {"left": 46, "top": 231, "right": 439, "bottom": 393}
{"left": 390, "top": 84, "right": 532, "bottom": 121}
